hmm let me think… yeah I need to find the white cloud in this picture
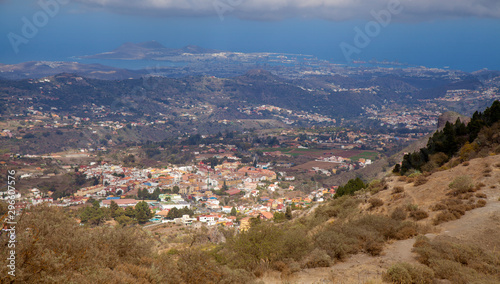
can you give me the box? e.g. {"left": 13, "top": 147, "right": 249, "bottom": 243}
{"left": 73, "top": 0, "right": 500, "bottom": 21}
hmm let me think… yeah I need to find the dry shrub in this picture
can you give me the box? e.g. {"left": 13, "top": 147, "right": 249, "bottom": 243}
{"left": 475, "top": 192, "right": 487, "bottom": 199}
{"left": 495, "top": 163, "right": 500, "bottom": 168}
{"left": 412, "top": 238, "right": 500, "bottom": 284}
{"left": 391, "top": 207, "right": 407, "bottom": 221}
{"left": 398, "top": 176, "right": 407, "bottom": 182}
{"left": 458, "top": 192, "right": 473, "bottom": 200}
{"left": 406, "top": 203, "right": 419, "bottom": 212}
{"left": 368, "top": 197, "right": 384, "bottom": 209}
{"left": 315, "top": 215, "right": 421, "bottom": 262}
{"left": 271, "top": 260, "right": 288, "bottom": 272}
{"left": 367, "top": 180, "right": 387, "bottom": 194}
{"left": 395, "top": 222, "right": 419, "bottom": 240}
{"left": 476, "top": 199, "right": 487, "bottom": 207}
{"left": 409, "top": 209, "right": 429, "bottom": 221}
{"left": 406, "top": 177, "right": 415, "bottom": 184}
{"left": 434, "top": 211, "right": 457, "bottom": 225}
{"left": 483, "top": 168, "right": 492, "bottom": 173}
{"left": 301, "top": 249, "right": 331, "bottom": 268}
{"left": 462, "top": 161, "right": 470, "bottom": 166}
{"left": 365, "top": 240, "right": 384, "bottom": 256}
{"left": 490, "top": 185, "right": 496, "bottom": 189}
{"left": 384, "top": 262, "right": 434, "bottom": 284}
{"left": 448, "top": 176, "right": 474, "bottom": 196}
{"left": 414, "top": 175, "right": 428, "bottom": 186}
{"left": 413, "top": 235, "right": 430, "bottom": 249}
{"left": 392, "top": 186, "right": 404, "bottom": 194}
{"left": 432, "top": 198, "right": 478, "bottom": 225}
{"left": 432, "top": 203, "right": 447, "bottom": 211}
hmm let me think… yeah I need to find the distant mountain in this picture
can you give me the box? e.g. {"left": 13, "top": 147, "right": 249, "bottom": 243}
{"left": 80, "top": 41, "right": 221, "bottom": 60}
{"left": 0, "top": 61, "right": 143, "bottom": 80}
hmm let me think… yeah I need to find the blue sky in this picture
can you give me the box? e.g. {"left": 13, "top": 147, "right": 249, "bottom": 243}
{"left": 1, "top": 0, "right": 500, "bottom": 71}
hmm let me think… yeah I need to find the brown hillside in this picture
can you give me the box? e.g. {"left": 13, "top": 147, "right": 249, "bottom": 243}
{"left": 262, "top": 154, "right": 500, "bottom": 283}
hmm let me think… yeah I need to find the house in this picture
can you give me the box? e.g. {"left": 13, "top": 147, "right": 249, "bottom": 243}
{"left": 222, "top": 206, "right": 233, "bottom": 214}
{"left": 100, "top": 198, "right": 139, "bottom": 208}
{"left": 260, "top": 211, "right": 274, "bottom": 220}
{"left": 226, "top": 189, "right": 241, "bottom": 196}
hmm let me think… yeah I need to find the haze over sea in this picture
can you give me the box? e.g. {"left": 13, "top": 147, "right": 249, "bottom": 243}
{"left": 1, "top": 1, "right": 499, "bottom": 72}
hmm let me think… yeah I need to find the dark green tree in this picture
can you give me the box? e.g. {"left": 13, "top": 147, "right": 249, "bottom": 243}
{"left": 230, "top": 207, "right": 237, "bottom": 216}
{"left": 135, "top": 201, "right": 153, "bottom": 224}
{"left": 285, "top": 206, "right": 292, "bottom": 220}
{"left": 110, "top": 201, "right": 120, "bottom": 218}
{"left": 80, "top": 200, "right": 105, "bottom": 226}
{"left": 124, "top": 206, "right": 136, "bottom": 218}
{"left": 172, "top": 186, "right": 180, "bottom": 194}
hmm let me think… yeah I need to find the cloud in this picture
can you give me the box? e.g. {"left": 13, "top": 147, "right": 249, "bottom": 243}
{"left": 73, "top": 0, "right": 500, "bottom": 21}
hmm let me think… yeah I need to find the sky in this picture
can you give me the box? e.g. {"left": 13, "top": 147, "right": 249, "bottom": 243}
{"left": 1, "top": 0, "right": 500, "bottom": 71}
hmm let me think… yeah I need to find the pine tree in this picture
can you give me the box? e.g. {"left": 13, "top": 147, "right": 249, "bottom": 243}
{"left": 135, "top": 201, "right": 153, "bottom": 224}
{"left": 285, "top": 206, "right": 292, "bottom": 220}
{"left": 110, "top": 201, "right": 120, "bottom": 218}
{"left": 230, "top": 207, "right": 237, "bottom": 216}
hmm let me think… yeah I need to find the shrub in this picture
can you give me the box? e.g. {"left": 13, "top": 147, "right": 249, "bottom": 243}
{"left": 368, "top": 198, "right": 384, "bottom": 209}
{"left": 384, "top": 262, "right": 434, "bottom": 284}
{"left": 414, "top": 175, "right": 428, "bottom": 186}
{"left": 476, "top": 199, "right": 487, "bottom": 207}
{"left": 462, "top": 161, "right": 470, "bottom": 166}
{"left": 409, "top": 209, "right": 429, "bottom": 221}
{"left": 475, "top": 193, "right": 487, "bottom": 199}
{"left": 365, "top": 240, "right": 384, "bottom": 256}
{"left": 394, "top": 222, "right": 418, "bottom": 240}
{"left": 434, "top": 211, "right": 457, "bottom": 225}
{"left": 367, "top": 180, "right": 388, "bottom": 194}
{"left": 412, "top": 238, "right": 500, "bottom": 284}
{"left": 392, "top": 186, "right": 404, "bottom": 194}
{"left": 301, "top": 248, "right": 331, "bottom": 268}
{"left": 431, "top": 203, "right": 447, "bottom": 211}
{"left": 406, "top": 203, "right": 419, "bottom": 212}
{"left": 391, "top": 207, "right": 407, "bottom": 221}
{"left": 448, "top": 176, "right": 474, "bottom": 195}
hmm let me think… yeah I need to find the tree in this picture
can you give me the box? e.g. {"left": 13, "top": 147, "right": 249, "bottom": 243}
{"left": 135, "top": 201, "right": 153, "bottom": 224}
{"left": 80, "top": 200, "right": 105, "bottom": 226}
{"left": 172, "top": 186, "right": 180, "bottom": 194}
{"left": 222, "top": 180, "right": 228, "bottom": 192}
{"left": 109, "top": 201, "right": 124, "bottom": 219}
{"left": 273, "top": 212, "right": 286, "bottom": 223}
{"left": 124, "top": 206, "right": 136, "bottom": 218}
{"left": 393, "top": 164, "right": 401, "bottom": 173}
{"left": 230, "top": 207, "right": 237, "bottom": 216}
{"left": 285, "top": 206, "right": 292, "bottom": 220}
